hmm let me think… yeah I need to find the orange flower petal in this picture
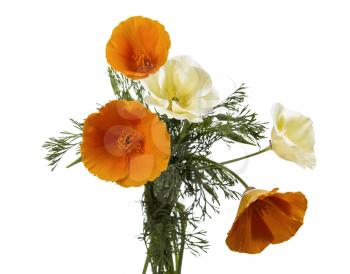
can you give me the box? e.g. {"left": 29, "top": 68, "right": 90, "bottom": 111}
{"left": 81, "top": 147, "right": 128, "bottom": 182}
{"left": 226, "top": 188, "right": 307, "bottom": 254}
{"left": 266, "top": 192, "right": 307, "bottom": 244}
{"left": 106, "top": 16, "right": 171, "bottom": 79}
{"left": 136, "top": 115, "right": 171, "bottom": 181}
{"left": 226, "top": 207, "right": 273, "bottom": 254}
{"left": 118, "top": 154, "right": 155, "bottom": 187}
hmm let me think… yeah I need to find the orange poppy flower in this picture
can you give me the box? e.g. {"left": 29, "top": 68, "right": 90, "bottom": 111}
{"left": 106, "top": 16, "right": 171, "bottom": 80}
{"left": 81, "top": 100, "right": 171, "bottom": 187}
{"left": 226, "top": 188, "right": 307, "bottom": 254}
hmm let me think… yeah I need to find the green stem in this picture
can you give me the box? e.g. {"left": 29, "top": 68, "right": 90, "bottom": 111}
{"left": 168, "top": 252, "right": 175, "bottom": 274}
{"left": 172, "top": 235, "right": 179, "bottom": 271}
{"left": 196, "top": 156, "right": 251, "bottom": 190}
{"left": 142, "top": 253, "right": 150, "bottom": 274}
{"left": 176, "top": 226, "right": 186, "bottom": 274}
{"left": 175, "top": 203, "right": 186, "bottom": 274}
{"left": 143, "top": 183, "right": 178, "bottom": 274}
{"left": 216, "top": 161, "right": 250, "bottom": 190}
{"left": 220, "top": 145, "right": 271, "bottom": 166}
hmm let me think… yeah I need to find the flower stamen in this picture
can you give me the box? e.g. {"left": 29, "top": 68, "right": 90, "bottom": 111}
{"left": 117, "top": 128, "right": 144, "bottom": 154}
{"left": 132, "top": 50, "right": 154, "bottom": 72}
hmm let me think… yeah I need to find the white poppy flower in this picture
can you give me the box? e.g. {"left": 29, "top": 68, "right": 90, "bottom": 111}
{"left": 142, "top": 55, "right": 219, "bottom": 123}
{"left": 271, "top": 103, "right": 316, "bottom": 169}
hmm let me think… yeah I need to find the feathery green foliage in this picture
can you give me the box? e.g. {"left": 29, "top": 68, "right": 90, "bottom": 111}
{"left": 108, "top": 67, "right": 147, "bottom": 103}
{"left": 42, "top": 119, "right": 82, "bottom": 171}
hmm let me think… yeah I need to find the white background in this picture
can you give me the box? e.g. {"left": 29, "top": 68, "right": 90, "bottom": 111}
{"left": 1, "top": 0, "right": 349, "bottom": 273}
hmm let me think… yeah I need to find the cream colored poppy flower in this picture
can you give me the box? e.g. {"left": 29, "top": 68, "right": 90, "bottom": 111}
{"left": 271, "top": 103, "right": 316, "bottom": 169}
{"left": 142, "top": 55, "right": 219, "bottom": 123}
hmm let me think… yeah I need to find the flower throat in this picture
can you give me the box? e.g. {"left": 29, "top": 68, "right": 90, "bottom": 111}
{"left": 117, "top": 128, "right": 144, "bottom": 155}
{"left": 132, "top": 50, "right": 153, "bottom": 72}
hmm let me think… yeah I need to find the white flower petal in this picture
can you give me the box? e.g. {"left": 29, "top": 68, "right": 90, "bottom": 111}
{"left": 144, "top": 95, "right": 169, "bottom": 109}
{"left": 186, "top": 90, "right": 220, "bottom": 115}
{"left": 142, "top": 75, "right": 157, "bottom": 95}
{"left": 271, "top": 103, "right": 316, "bottom": 169}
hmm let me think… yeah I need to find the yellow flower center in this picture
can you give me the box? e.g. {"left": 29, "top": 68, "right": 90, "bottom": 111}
{"left": 167, "top": 90, "right": 180, "bottom": 111}
{"left": 132, "top": 50, "right": 153, "bottom": 72}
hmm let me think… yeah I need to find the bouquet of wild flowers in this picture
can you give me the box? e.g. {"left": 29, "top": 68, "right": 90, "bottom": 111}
{"left": 43, "top": 16, "right": 316, "bottom": 274}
